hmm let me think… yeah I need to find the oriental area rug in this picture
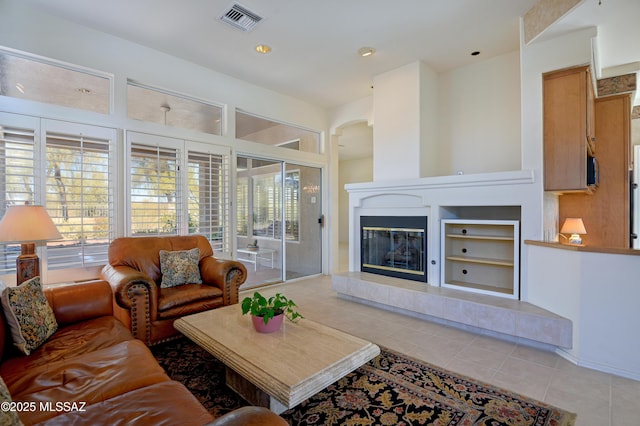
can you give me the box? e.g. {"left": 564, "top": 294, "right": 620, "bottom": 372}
{"left": 152, "top": 337, "right": 576, "bottom": 426}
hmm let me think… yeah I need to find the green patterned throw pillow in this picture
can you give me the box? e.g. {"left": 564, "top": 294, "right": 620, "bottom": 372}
{"left": 0, "top": 376, "right": 24, "bottom": 425}
{"left": 1, "top": 276, "right": 58, "bottom": 356}
{"left": 159, "top": 248, "right": 203, "bottom": 288}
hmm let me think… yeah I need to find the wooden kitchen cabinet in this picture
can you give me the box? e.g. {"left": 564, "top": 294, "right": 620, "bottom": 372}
{"left": 559, "top": 94, "right": 632, "bottom": 248}
{"left": 543, "top": 65, "right": 596, "bottom": 192}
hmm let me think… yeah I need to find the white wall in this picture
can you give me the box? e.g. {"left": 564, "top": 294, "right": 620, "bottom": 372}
{"left": 438, "top": 51, "right": 522, "bottom": 176}
{"left": 331, "top": 51, "right": 523, "bottom": 179}
{"left": 419, "top": 62, "right": 439, "bottom": 178}
{"left": 339, "top": 157, "right": 373, "bottom": 243}
{"left": 372, "top": 62, "right": 424, "bottom": 181}
{"left": 521, "top": 24, "right": 640, "bottom": 379}
{"left": 0, "top": 0, "right": 332, "bottom": 278}
{"left": 0, "top": 1, "right": 328, "bottom": 137}
{"left": 527, "top": 245, "right": 640, "bottom": 380}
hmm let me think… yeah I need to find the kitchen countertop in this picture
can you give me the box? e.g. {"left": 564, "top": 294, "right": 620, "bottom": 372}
{"left": 525, "top": 240, "right": 640, "bottom": 256}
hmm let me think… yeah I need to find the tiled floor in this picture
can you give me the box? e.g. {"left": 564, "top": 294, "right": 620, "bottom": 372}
{"left": 246, "top": 276, "right": 640, "bottom": 426}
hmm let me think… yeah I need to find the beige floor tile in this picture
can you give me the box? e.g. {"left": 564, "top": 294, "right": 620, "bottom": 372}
{"left": 469, "top": 334, "right": 517, "bottom": 356}
{"left": 611, "top": 384, "right": 639, "bottom": 426}
{"left": 492, "top": 357, "right": 555, "bottom": 400}
{"left": 431, "top": 323, "right": 478, "bottom": 343}
{"left": 384, "top": 334, "right": 467, "bottom": 368}
{"left": 555, "top": 358, "right": 615, "bottom": 386}
{"left": 509, "top": 344, "right": 560, "bottom": 368}
{"left": 544, "top": 386, "right": 610, "bottom": 426}
{"left": 454, "top": 345, "right": 509, "bottom": 370}
{"left": 444, "top": 357, "right": 498, "bottom": 383}
{"left": 263, "top": 277, "right": 640, "bottom": 426}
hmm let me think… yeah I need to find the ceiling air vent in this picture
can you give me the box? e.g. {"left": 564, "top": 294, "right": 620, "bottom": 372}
{"left": 219, "top": 3, "right": 263, "bottom": 32}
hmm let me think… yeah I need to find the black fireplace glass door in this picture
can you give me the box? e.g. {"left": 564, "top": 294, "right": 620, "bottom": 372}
{"left": 360, "top": 216, "right": 427, "bottom": 282}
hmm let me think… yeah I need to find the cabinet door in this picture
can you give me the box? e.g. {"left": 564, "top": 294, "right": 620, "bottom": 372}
{"left": 559, "top": 94, "right": 631, "bottom": 248}
{"left": 543, "top": 66, "right": 592, "bottom": 192}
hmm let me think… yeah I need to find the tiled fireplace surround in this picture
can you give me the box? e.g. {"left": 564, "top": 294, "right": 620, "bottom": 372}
{"left": 334, "top": 170, "right": 572, "bottom": 350}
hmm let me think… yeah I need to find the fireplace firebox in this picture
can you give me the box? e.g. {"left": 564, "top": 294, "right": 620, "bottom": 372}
{"left": 360, "top": 216, "right": 428, "bottom": 283}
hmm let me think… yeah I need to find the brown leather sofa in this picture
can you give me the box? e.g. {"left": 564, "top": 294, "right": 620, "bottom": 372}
{"left": 101, "top": 236, "right": 247, "bottom": 346}
{"left": 0, "top": 280, "right": 286, "bottom": 425}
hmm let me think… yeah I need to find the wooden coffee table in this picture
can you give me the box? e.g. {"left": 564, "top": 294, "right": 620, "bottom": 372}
{"left": 174, "top": 304, "right": 380, "bottom": 413}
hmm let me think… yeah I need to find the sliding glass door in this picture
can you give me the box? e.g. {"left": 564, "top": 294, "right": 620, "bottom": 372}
{"left": 236, "top": 156, "right": 322, "bottom": 288}
{"left": 285, "top": 163, "right": 322, "bottom": 279}
{"left": 236, "top": 157, "right": 283, "bottom": 287}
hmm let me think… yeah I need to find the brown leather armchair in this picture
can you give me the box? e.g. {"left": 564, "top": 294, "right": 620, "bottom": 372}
{"left": 101, "top": 235, "right": 247, "bottom": 346}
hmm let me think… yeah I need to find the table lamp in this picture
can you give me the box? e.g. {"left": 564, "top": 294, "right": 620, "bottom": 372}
{"left": 560, "top": 218, "right": 587, "bottom": 246}
{"left": 0, "top": 205, "right": 62, "bottom": 284}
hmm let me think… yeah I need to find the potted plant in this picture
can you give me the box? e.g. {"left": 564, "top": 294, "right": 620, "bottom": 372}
{"left": 241, "top": 292, "right": 303, "bottom": 333}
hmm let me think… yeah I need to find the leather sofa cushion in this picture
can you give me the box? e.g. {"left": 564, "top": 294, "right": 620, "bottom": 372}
{"left": 210, "top": 406, "right": 289, "bottom": 426}
{"left": 108, "top": 236, "right": 214, "bottom": 283}
{"left": 44, "top": 280, "right": 113, "bottom": 326}
{"left": 157, "top": 298, "right": 225, "bottom": 320}
{"left": 0, "top": 316, "right": 132, "bottom": 377}
{"left": 6, "top": 340, "right": 170, "bottom": 424}
{"left": 38, "top": 381, "right": 213, "bottom": 426}
{"left": 157, "top": 284, "right": 223, "bottom": 313}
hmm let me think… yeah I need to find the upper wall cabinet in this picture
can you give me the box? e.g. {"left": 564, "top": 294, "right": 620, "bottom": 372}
{"left": 543, "top": 65, "right": 596, "bottom": 192}
{"left": 559, "top": 94, "right": 632, "bottom": 248}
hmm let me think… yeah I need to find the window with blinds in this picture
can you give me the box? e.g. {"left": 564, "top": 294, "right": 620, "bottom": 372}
{"left": 284, "top": 170, "right": 300, "bottom": 241}
{"left": 252, "top": 172, "right": 281, "bottom": 239}
{"left": 45, "top": 131, "right": 113, "bottom": 269}
{"left": 236, "top": 176, "right": 249, "bottom": 237}
{"left": 128, "top": 135, "right": 231, "bottom": 254}
{"left": 187, "top": 150, "right": 229, "bottom": 253}
{"left": 130, "top": 143, "right": 180, "bottom": 236}
{"left": 0, "top": 124, "right": 36, "bottom": 274}
{"left": 251, "top": 170, "right": 299, "bottom": 241}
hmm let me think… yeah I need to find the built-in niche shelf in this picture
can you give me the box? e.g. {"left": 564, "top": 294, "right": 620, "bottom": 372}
{"left": 441, "top": 219, "right": 520, "bottom": 299}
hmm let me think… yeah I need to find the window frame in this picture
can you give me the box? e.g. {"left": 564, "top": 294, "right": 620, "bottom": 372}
{"left": 0, "top": 46, "right": 114, "bottom": 115}
{"left": 0, "top": 113, "right": 118, "bottom": 284}
{"left": 42, "top": 120, "right": 116, "bottom": 271}
{"left": 125, "top": 131, "right": 231, "bottom": 256}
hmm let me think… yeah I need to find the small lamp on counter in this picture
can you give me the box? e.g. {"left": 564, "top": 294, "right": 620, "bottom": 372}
{"left": 560, "top": 218, "right": 587, "bottom": 246}
{"left": 0, "top": 205, "right": 62, "bottom": 285}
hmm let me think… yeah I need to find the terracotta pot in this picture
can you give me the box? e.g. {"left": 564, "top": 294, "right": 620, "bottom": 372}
{"left": 251, "top": 313, "right": 284, "bottom": 333}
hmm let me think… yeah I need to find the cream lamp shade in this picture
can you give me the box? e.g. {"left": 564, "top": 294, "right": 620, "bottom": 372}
{"left": 0, "top": 205, "right": 62, "bottom": 243}
{"left": 560, "top": 217, "right": 586, "bottom": 245}
{"left": 0, "top": 205, "right": 62, "bottom": 284}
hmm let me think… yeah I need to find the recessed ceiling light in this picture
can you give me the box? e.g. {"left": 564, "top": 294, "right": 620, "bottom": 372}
{"left": 358, "top": 47, "right": 376, "bottom": 57}
{"left": 471, "top": 51, "right": 481, "bottom": 56}
{"left": 255, "top": 44, "right": 272, "bottom": 54}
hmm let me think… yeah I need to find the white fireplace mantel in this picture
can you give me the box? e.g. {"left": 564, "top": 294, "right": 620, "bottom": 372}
{"left": 345, "top": 169, "right": 535, "bottom": 195}
{"left": 336, "top": 169, "right": 575, "bottom": 352}
{"left": 345, "top": 169, "right": 542, "bottom": 296}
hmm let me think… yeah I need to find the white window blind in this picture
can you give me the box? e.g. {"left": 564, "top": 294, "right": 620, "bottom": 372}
{"left": 252, "top": 170, "right": 299, "bottom": 241}
{"left": 284, "top": 170, "right": 300, "bottom": 241}
{"left": 130, "top": 143, "right": 180, "bottom": 236}
{"left": 236, "top": 176, "right": 249, "bottom": 237}
{"left": 187, "top": 150, "right": 229, "bottom": 253}
{"left": 253, "top": 172, "right": 281, "bottom": 239}
{"left": 45, "top": 131, "right": 113, "bottom": 269}
{"left": 128, "top": 133, "right": 230, "bottom": 253}
{"left": 0, "top": 124, "right": 36, "bottom": 274}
